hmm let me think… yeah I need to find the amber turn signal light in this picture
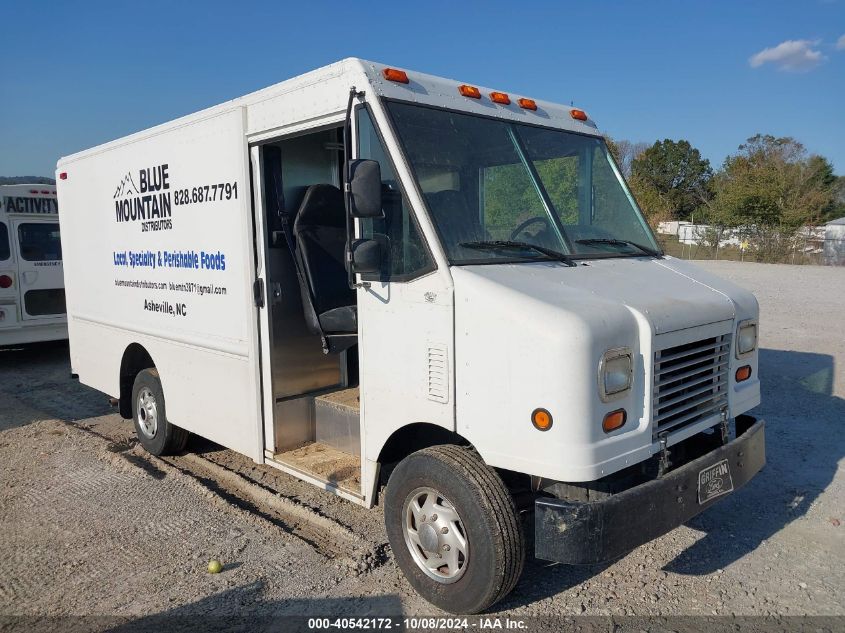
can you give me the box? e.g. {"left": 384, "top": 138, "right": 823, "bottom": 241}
{"left": 382, "top": 68, "right": 409, "bottom": 84}
{"left": 735, "top": 365, "right": 752, "bottom": 382}
{"left": 602, "top": 409, "right": 627, "bottom": 433}
{"left": 531, "top": 408, "right": 553, "bottom": 431}
{"left": 489, "top": 91, "right": 511, "bottom": 105}
{"left": 459, "top": 84, "right": 481, "bottom": 99}
{"left": 570, "top": 109, "right": 588, "bottom": 121}
{"left": 517, "top": 98, "right": 537, "bottom": 111}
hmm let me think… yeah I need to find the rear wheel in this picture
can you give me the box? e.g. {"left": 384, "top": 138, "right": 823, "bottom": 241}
{"left": 131, "top": 368, "right": 189, "bottom": 456}
{"left": 384, "top": 445, "right": 525, "bottom": 614}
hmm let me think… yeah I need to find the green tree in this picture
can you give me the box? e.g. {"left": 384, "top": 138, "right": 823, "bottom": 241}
{"left": 605, "top": 136, "right": 649, "bottom": 180}
{"left": 833, "top": 175, "right": 845, "bottom": 222}
{"left": 807, "top": 155, "right": 843, "bottom": 222}
{"left": 631, "top": 139, "right": 713, "bottom": 221}
{"left": 712, "top": 134, "right": 836, "bottom": 228}
{"left": 710, "top": 134, "right": 839, "bottom": 261}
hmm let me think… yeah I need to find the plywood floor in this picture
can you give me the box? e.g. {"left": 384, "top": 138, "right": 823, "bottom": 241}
{"left": 315, "top": 387, "right": 360, "bottom": 412}
{"left": 273, "top": 441, "right": 361, "bottom": 494}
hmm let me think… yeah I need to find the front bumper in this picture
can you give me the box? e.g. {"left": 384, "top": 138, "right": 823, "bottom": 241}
{"left": 535, "top": 416, "right": 765, "bottom": 565}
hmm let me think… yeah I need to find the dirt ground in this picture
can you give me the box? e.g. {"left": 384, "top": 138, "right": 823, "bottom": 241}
{"left": 0, "top": 261, "right": 843, "bottom": 629}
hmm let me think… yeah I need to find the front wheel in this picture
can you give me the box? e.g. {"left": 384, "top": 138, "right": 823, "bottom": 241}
{"left": 384, "top": 445, "right": 525, "bottom": 614}
{"left": 131, "top": 368, "right": 189, "bottom": 456}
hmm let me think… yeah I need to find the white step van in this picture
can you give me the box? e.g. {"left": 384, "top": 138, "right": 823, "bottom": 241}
{"left": 0, "top": 184, "right": 67, "bottom": 345}
{"left": 57, "top": 59, "right": 764, "bottom": 613}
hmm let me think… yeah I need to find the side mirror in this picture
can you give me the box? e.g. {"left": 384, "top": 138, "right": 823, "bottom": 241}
{"left": 348, "top": 159, "right": 383, "bottom": 218}
{"left": 350, "top": 238, "right": 383, "bottom": 274}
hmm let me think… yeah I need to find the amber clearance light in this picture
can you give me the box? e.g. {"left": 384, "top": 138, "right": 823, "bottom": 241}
{"left": 602, "top": 409, "right": 627, "bottom": 433}
{"left": 570, "top": 109, "right": 589, "bottom": 121}
{"left": 382, "top": 68, "right": 409, "bottom": 84}
{"left": 458, "top": 84, "right": 482, "bottom": 99}
{"left": 518, "top": 98, "right": 538, "bottom": 111}
{"left": 735, "top": 365, "right": 752, "bottom": 382}
{"left": 531, "top": 408, "right": 553, "bottom": 431}
{"left": 489, "top": 91, "right": 511, "bottom": 105}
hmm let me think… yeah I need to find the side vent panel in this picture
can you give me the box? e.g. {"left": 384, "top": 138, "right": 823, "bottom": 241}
{"left": 427, "top": 343, "right": 449, "bottom": 404}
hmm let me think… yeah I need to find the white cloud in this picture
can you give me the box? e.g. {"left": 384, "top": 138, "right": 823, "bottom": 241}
{"left": 749, "top": 39, "right": 827, "bottom": 71}
{"left": 836, "top": 34, "right": 845, "bottom": 50}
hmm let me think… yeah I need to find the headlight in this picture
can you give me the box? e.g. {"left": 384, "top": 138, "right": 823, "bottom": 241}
{"left": 736, "top": 321, "right": 757, "bottom": 357}
{"left": 599, "top": 348, "right": 633, "bottom": 401}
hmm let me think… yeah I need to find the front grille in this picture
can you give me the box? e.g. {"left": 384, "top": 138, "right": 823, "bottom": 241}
{"left": 653, "top": 334, "right": 731, "bottom": 437}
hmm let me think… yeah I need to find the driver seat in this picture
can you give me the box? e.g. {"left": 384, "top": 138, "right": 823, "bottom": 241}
{"left": 425, "top": 189, "right": 484, "bottom": 247}
{"left": 292, "top": 185, "right": 358, "bottom": 347}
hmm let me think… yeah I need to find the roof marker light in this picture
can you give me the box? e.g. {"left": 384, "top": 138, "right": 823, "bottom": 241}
{"left": 489, "top": 91, "right": 511, "bottom": 105}
{"left": 458, "top": 84, "right": 481, "bottom": 99}
{"left": 59, "top": 173, "right": 67, "bottom": 180}
{"left": 570, "top": 109, "right": 589, "bottom": 121}
{"left": 382, "top": 68, "right": 409, "bottom": 84}
{"left": 29, "top": 189, "right": 39, "bottom": 194}
{"left": 518, "top": 98, "right": 538, "bottom": 111}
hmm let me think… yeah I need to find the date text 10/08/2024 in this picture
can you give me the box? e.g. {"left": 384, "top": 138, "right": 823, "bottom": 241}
{"left": 307, "top": 617, "right": 528, "bottom": 630}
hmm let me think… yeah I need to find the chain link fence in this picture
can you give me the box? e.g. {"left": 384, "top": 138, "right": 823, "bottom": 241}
{"left": 656, "top": 223, "right": 845, "bottom": 266}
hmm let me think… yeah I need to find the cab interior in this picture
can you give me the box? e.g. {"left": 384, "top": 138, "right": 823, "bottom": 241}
{"left": 256, "top": 125, "right": 363, "bottom": 494}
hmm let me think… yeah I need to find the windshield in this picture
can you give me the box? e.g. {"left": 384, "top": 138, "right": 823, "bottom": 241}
{"left": 386, "top": 102, "right": 661, "bottom": 264}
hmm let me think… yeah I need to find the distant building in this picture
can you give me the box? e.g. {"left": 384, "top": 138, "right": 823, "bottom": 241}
{"left": 824, "top": 217, "right": 845, "bottom": 266}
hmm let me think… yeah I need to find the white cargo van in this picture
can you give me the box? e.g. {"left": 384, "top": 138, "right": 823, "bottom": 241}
{"left": 0, "top": 184, "right": 66, "bottom": 345}
{"left": 57, "top": 59, "right": 764, "bottom": 613}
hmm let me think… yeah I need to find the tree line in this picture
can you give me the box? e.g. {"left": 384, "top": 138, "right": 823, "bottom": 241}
{"left": 0, "top": 176, "right": 57, "bottom": 185}
{"left": 606, "top": 134, "right": 845, "bottom": 260}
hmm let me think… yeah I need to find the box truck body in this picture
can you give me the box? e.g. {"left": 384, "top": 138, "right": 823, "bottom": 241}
{"left": 0, "top": 184, "right": 66, "bottom": 345}
{"left": 57, "top": 59, "right": 764, "bottom": 613}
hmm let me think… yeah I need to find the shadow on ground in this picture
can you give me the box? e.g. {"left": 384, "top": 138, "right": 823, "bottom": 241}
{"left": 2, "top": 343, "right": 841, "bottom": 610}
{"left": 111, "top": 582, "right": 404, "bottom": 632}
{"left": 0, "top": 581, "right": 406, "bottom": 632}
{"left": 0, "top": 340, "right": 111, "bottom": 430}
{"left": 663, "top": 347, "right": 843, "bottom": 575}
{"left": 497, "top": 347, "right": 843, "bottom": 607}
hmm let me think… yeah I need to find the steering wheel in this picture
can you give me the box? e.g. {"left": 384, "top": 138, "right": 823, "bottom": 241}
{"left": 510, "top": 216, "right": 551, "bottom": 241}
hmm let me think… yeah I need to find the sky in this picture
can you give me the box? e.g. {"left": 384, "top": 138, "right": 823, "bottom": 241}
{"left": 1, "top": 0, "right": 843, "bottom": 177}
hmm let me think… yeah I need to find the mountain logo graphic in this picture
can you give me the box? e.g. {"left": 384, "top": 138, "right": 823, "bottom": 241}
{"left": 113, "top": 173, "right": 140, "bottom": 199}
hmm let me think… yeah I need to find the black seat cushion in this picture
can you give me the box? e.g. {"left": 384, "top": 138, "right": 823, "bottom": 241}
{"left": 293, "top": 185, "right": 357, "bottom": 335}
{"left": 319, "top": 305, "right": 357, "bottom": 333}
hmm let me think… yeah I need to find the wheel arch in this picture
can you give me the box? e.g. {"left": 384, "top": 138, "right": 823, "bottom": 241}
{"left": 373, "top": 422, "right": 532, "bottom": 508}
{"left": 375, "top": 422, "right": 473, "bottom": 487}
{"left": 118, "top": 343, "right": 156, "bottom": 418}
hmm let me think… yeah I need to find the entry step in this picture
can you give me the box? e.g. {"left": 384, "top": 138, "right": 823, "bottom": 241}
{"left": 314, "top": 387, "right": 360, "bottom": 457}
{"left": 315, "top": 387, "right": 360, "bottom": 413}
{"left": 273, "top": 442, "right": 361, "bottom": 494}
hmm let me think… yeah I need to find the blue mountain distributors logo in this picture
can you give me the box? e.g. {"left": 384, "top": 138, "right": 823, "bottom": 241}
{"left": 113, "top": 164, "right": 173, "bottom": 232}
{"left": 113, "top": 172, "right": 140, "bottom": 199}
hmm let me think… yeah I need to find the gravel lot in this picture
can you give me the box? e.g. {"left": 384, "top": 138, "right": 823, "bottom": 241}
{"left": 1, "top": 261, "right": 843, "bottom": 628}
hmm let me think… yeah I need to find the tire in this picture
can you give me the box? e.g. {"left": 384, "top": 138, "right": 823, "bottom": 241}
{"left": 384, "top": 445, "right": 525, "bottom": 614}
{"left": 131, "top": 368, "right": 189, "bottom": 456}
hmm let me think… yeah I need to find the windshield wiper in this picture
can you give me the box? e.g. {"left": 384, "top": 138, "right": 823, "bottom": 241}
{"left": 459, "top": 240, "right": 577, "bottom": 267}
{"left": 575, "top": 238, "right": 662, "bottom": 258}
